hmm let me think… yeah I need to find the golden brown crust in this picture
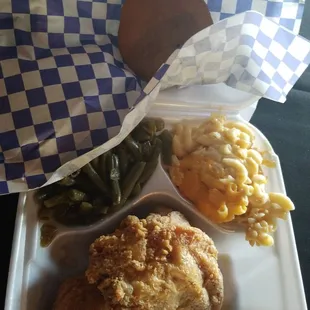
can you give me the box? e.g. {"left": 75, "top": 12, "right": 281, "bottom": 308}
{"left": 53, "top": 276, "right": 107, "bottom": 310}
{"left": 86, "top": 212, "right": 223, "bottom": 310}
{"left": 118, "top": 0, "right": 213, "bottom": 81}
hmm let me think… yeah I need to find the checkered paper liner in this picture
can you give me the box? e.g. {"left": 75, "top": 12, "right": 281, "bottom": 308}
{"left": 160, "top": 11, "right": 310, "bottom": 101}
{"left": 207, "top": 0, "right": 305, "bottom": 34}
{"left": 0, "top": 1, "right": 309, "bottom": 194}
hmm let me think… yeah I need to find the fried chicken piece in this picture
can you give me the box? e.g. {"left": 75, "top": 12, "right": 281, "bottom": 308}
{"left": 86, "top": 211, "right": 223, "bottom": 310}
{"left": 53, "top": 277, "right": 107, "bottom": 310}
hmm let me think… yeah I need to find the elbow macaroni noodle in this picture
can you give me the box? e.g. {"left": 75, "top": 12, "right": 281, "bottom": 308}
{"left": 169, "top": 115, "right": 294, "bottom": 247}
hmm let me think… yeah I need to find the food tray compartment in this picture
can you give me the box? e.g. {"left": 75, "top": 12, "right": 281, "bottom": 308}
{"left": 32, "top": 110, "right": 278, "bottom": 241}
{"left": 12, "top": 188, "right": 304, "bottom": 310}
{"left": 11, "top": 116, "right": 296, "bottom": 310}
{"left": 19, "top": 192, "right": 233, "bottom": 310}
{"left": 6, "top": 86, "right": 307, "bottom": 310}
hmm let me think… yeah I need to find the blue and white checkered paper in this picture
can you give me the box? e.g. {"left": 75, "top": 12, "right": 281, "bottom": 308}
{"left": 207, "top": 0, "right": 305, "bottom": 34}
{"left": 160, "top": 11, "right": 310, "bottom": 101}
{"left": 0, "top": 0, "right": 309, "bottom": 194}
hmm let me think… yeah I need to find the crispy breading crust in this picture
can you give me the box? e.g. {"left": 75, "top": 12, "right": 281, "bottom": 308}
{"left": 86, "top": 212, "right": 223, "bottom": 310}
{"left": 53, "top": 277, "right": 107, "bottom": 310}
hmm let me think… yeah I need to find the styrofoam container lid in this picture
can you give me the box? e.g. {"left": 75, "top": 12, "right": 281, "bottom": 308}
{"left": 154, "top": 83, "right": 260, "bottom": 113}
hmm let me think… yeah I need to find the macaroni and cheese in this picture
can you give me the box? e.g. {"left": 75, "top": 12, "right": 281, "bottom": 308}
{"left": 169, "top": 115, "right": 294, "bottom": 247}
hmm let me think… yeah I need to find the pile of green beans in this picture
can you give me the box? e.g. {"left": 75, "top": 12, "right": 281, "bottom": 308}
{"left": 37, "top": 118, "right": 173, "bottom": 244}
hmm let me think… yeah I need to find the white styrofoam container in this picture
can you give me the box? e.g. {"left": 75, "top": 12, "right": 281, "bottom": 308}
{"left": 5, "top": 84, "right": 307, "bottom": 310}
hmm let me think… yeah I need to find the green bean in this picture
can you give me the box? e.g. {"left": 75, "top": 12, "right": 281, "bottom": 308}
{"left": 93, "top": 197, "right": 105, "bottom": 207}
{"left": 120, "top": 162, "right": 146, "bottom": 206}
{"left": 141, "top": 141, "right": 153, "bottom": 161}
{"left": 131, "top": 121, "right": 156, "bottom": 143}
{"left": 40, "top": 224, "right": 58, "bottom": 247}
{"left": 130, "top": 183, "right": 142, "bottom": 198}
{"left": 54, "top": 204, "right": 88, "bottom": 226}
{"left": 108, "top": 153, "right": 121, "bottom": 205}
{"left": 116, "top": 146, "right": 128, "bottom": 177}
{"left": 82, "top": 163, "right": 109, "bottom": 196}
{"left": 91, "top": 157, "right": 100, "bottom": 172}
{"left": 131, "top": 127, "right": 151, "bottom": 142}
{"left": 141, "top": 119, "right": 156, "bottom": 136}
{"left": 70, "top": 169, "right": 81, "bottom": 178}
{"left": 74, "top": 174, "right": 102, "bottom": 196}
{"left": 98, "top": 151, "right": 110, "bottom": 186}
{"left": 124, "top": 135, "right": 142, "bottom": 160}
{"left": 38, "top": 117, "right": 168, "bottom": 233}
{"left": 154, "top": 118, "right": 165, "bottom": 131}
{"left": 132, "top": 119, "right": 160, "bottom": 142}
{"left": 68, "top": 189, "right": 87, "bottom": 202}
{"left": 139, "top": 157, "right": 159, "bottom": 184}
{"left": 44, "top": 193, "right": 69, "bottom": 208}
{"left": 53, "top": 204, "right": 71, "bottom": 223}
{"left": 139, "top": 138, "right": 162, "bottom": 184}
{"left": 128, "top": 152, "right": 136, "bottom": 164}
{"left": 35, "top": 184, "right": 64, "bottom": 201}
{"left": 58, "top": 176, "right": 76, "bottom": 187}
{"left": 159, "top": 130, "right": 173, "bottom": 166}
{"left": 94, "top": 205, "right": 109, "bottom": 216}
{"left": 79, "top": 202, "right": 94, "bottom": 214}
{"left": 150, "top": 138, "right": 162, "bottom": 161}
{"left": 36, "top": 190, "right": 49, "bottom": 202}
